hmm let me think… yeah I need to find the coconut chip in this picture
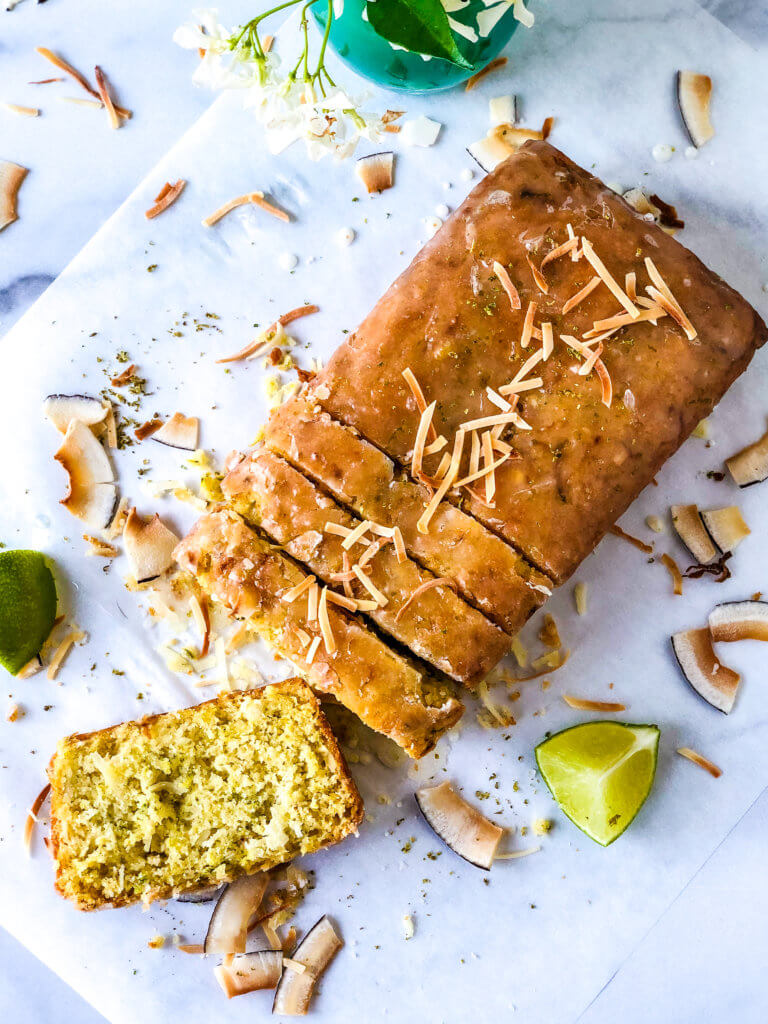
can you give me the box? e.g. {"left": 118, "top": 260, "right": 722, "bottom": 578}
{"left": 47, "top": 629, "right": 85, "bottom": 680}
{"left": 0, "top": 160, "right": 29, "bottom": 232}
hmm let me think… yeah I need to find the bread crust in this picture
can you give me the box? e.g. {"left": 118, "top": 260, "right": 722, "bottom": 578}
{"left": 47, "top": 679, "right": 363, "bottom": 911}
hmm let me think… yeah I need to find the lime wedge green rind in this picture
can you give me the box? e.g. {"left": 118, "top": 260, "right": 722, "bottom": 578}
{"left": 0, "top": 550, "right": 58, "bottom": 676}
{"left": 535, "top": 721, "right": 660, "bottom": 846}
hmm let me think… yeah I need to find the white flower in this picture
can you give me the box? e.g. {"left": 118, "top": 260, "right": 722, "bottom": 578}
{"left": 175, "top": 8, "right": 385, "bottom": 161}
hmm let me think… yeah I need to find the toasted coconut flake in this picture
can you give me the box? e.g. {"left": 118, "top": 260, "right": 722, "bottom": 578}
{"left": 392, "top": 526, "right": 406, "bottom": 564}
{"left": 467, "top": 124, "right": 542, "bottom": 173}
{"left": 526, "top": 254, "right": 549, "bottom": 294}
{"left": 351, "top": 564, "right": 388, "bottom": 607}
{"left": 54, "top": 419, "right": 117, "bottom": 529}
{"left": 671, "top": 504, "right": 717, "bottom": 564}
{"left": 23, "top": 783, "right": 51, "bottom": 853}
{"left": 304, "top": 636, "right": 321, "bottom": 665}
{"left": 495, "top": 846, "right": 541, "bottom": 859}
{"left": 93, "top": 65, "right": 121, "bottom": 129}
{"left": 216, "top": 334, "right": 273, "bottom": 364}
{"left": 725, "top": 427, "right": 768, "bottom": 488}
{"left": 355, "top": 151, "right": 394, "bottom": 194}
{"left": 574, "top": 581, "right": 588, "bottom": 615}
{"left": 481, "top": 429, "right": 496, "bottom": 502}
{"left": 646, "top": 286, "right": 696, "bottom": 341}
{"left": 35, "top": 48, "right": 97, "bottom": 99}
{"left": 415, "top": 780, "right": 503, "bottom": 869}
{"left": 272, "top": 916, "right": 342, "bottom": 1017}
{"left": 106, "top": 496, "right": 129, "bottom": 539}
{"left": 103, "top": 402, "right": 118, "bottom": 449}
{"left": 202, "top": 191, "right": 289, "bottom": 227}
{"left": 609, "top": 524, "right": 653, "bottom": 553}
{"left": 276, "top": 303, "right": 319, "bottom": 329}
{"left": 417, "top": 429, "right": 465, "bottom": 534}
{"left": 123, "top": 508, "right": 180, "bottom": 583}
{"left": 708, "top": 600, "right": 768, "bottom": 643}
{"left": 281, "top": 574, "right": 316, "bottom": 604}
{"left": 110, "top": 364, "right": 136, "bottom": 387}
{"left": 465, "top": 56, "right": 507, "bottom": 91}
{"left": 541, "top": 322, "right": 553, "bottom": 361}
{"left": 455, "top": 449, "right": 513, "bottom": 488}
{"left": 84, "top": 534, "right": 119, "bottom": 558}
{"left": 563, "top": 695, "right": 626, "bottom": 712}
{"left": 643, "top": 257, "right": 697, "bottom": 340}
{"left": 671, "top": 627, "right": 740, "bottom": 713}
{"left": 134, "top": 417, "right": 164, "bottom": 441}
{"left": 594, "top": 358, "right": 612, "bottom": 408}
{"left": 661, "top": 553, "right": 684, "bottom": 596}
{"left": 401, "top": 366, "right": 438, "bottom": 443}
{"left": 519, "top": 300, "right": 537, "bottom": 349}
{"left": 492, "top": 260, "right": 521, "bottom": 310}
{"left": 306, "top": 582, "right": 319, "bottom": 623}
{"left": 4, "top": 104, "right": 39, "bottom": 117}
{"left": 677, "top": 71, "right": 715, "bottom": 148}
{"left": 324, "top": 590, "right": 358, "bottom": 613}
{"left": 576, "top": 341, "right": 603, "bottom": 378}
{"left": 205, "top": 874, "right": 268, "bottom": 955}
{"left": 394, "top": 577, "right": 453, "bottom": 623}
{"left": 44, "top": 393, "right": 108, "bottom": 433}
{"left": 541, "top": 236, "right": 579, "bottom": 268}
{"left": 341, "top": 519, "right": 372, "bottom": 550}
{"left": 0, "top": 160, "right": 29, "bottom": 232}
{"left": 47, "top": 629, "right": 85, "bottom": 680}
{"left": 153, "top": 412, "right": 199, "bottom": 451}
{"left": 411, "top": 400, "right": 437, "bottom": 481}
{"left": 677, "top": 746, "right": 721, "bottom": 778}
{"left": 581, "top": 238, "right": 639, "bottom": 318}
{"left": 145, "top": 179, "right": 186, "bottom": 220}
{"left": 318, "top": 588, "right": 336, "bottom": 655}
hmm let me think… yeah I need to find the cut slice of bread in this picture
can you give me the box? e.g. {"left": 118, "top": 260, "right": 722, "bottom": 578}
{"left": 48, "top": 679, "right": 363, "bottom": 911}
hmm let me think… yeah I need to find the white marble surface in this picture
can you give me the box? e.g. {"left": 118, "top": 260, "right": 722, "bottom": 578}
{"left": 1, "top": 2, "right": 768, "bottom": 1023}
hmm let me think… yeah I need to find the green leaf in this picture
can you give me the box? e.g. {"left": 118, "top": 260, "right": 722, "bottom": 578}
{"left": 366, "top": 0, "right": 473, "bottom": 70}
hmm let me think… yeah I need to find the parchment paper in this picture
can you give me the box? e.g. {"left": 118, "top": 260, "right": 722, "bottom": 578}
{"left": 1, "top": 2, "right": 767, "bottom": 1021}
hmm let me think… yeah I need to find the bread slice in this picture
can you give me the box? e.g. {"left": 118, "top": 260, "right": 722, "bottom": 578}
{"left": 222, "top": 448, "right": 511, "bottom": 686}
{"left": 174, "top": 510, "right": 463, "bottom": 758}
{"left": 48, "top": 679, "right": 363, "bottom": 911}
{"left": 264, "top": 397, "right": 551, "bottom": 635}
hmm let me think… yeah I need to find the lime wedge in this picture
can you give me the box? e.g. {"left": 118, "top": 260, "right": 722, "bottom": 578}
{"left": 0, "top": 550, "right": 58, "bottom": 676}
{"left": 535, "top": 721, "right": 660, "bottom": 846}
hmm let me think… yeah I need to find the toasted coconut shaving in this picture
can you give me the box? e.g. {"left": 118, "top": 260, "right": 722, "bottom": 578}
{"left": 563, "top": 695, "right": 626, "bottom": 712}
{"left": 609, "top": 524, "right": 653, "bottom": 553}
{"left": 23, "top": 783, "right": 51, "bottom": 853}
{"left": 574, "top": 581, "right": 588, "bottom": 615}
{"left": 0, "top": 160, "right": 29, "bottom": 232}
{"left": 216, "top": 335, "right": 272, "bottom": 364}
{"left": 272, "top": 916, "right": 342, "bottom": 1017}
{"left": 110, "top": 364, "right": 136, "bottom": 387}
{"left": 351, "top": 564, "right": 388, "bottom": 607}
{"left": 394, "top": 577, "right": 453, "bottom": 623}
{"left": 661, "top": 553, "right": 684, "bottom": 595}
{"left": 725, "top": 426, "right": 768, "bottom": 487}
{"left": 47, "top": 629, "right": 84, "bottom": 680}
{"left": 103, "top": 402, "right": 118, "bottom": 449}
{"left": 318, "top": 588, "right": 336, "bottom": 655}
{"left": 677, "top": 746, "right": 721, "bottom": 778}
{"left": 123, "top": 508, "right": 180, "bottom": 583}
{"left": 93, "top": 65, "right": 121, "bottom": 129}
{"left": 135, "top": 417, "right": 164, "bottom": 441}
{"left": 581, "top": 238, "right": 639, "bottom": 318}
{"left": 671, "top": 503, "right": 716, "bottom": 564}
{"left": 392, "top": 526, "right": 406, "bottom": 563}
{"left": 526, "top": 254, "right": 548, "bottom": 293}
{"left": 341, "top": 519, "right": 372, "bottom": 550}
{"left": 519, "top": 300, "right": 537, "bottom": 349}
{"left": 106, "top": 496, "right": 129, "bottom": 539}
{"left": 202, "top": 191, "right": 289, "bottom": 227}
{"left": 671, "top": 627, "right": 740, "bottom": 713}
{"left": 4, "top": 104, "right": 39, "bottom": 117}
{"left": 492, "top": 261, "right": 521, "bottom": 310}
{"left": 411, "top": 400, "right": 436, "bottom": 481}
{"left": 54, "top": 419, "right": 116, "bottom": 528}
{"left": 643, "top": 257, "right": 696, "bottom": 340}
{"left": 700, "top": 506, "right": 750, "bottom": 554}
{"left": 281, "top": 574, "right": 316, "bottom": 604}
{"left": 84, "top": 534, "right": 118, "bottom": 557}
{"left": 276, "top": 304, "right": 319, "bottom": 329}
{"left": 145, "top": 179, "right": 186, "bottom": 219}
{"left": 417, "top": 430, "right": 464, "bottom": 533}
{"left": 402, "top": 367, "right": 437, "bottom": 443}
{"left": 541, "top": 236, "right": 579, "bottom": 268}
{"left": 415, "top": 781, "right": 503, "bottom": 869}
{"left": 495, "top": 846, "right": 541, "bottom": 859}
{"left": 465, "top": 56, "right": 507, "bottom": 91}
